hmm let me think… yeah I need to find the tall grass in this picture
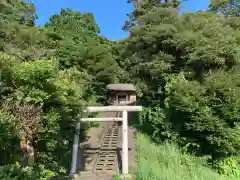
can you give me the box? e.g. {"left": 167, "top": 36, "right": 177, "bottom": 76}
{"left": 136, "top": 133, "right": 238, "bottom": 180}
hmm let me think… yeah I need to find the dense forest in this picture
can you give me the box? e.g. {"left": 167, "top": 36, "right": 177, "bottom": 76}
{"left": 0, "top": 0, "right": 240, "bottom": 179}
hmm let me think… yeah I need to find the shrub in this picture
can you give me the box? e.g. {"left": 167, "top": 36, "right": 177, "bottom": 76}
{"left": 164, "top": 70, "right": 240, "bottom": 159}
{"left": 138, "top": 69, "right": 240, "bottom": 162}
{"left": 138, "top": 106, "right": 176, "bottom": 142}
{"left": 0, "top": 52, "right": 88, "bottom": 176}
{"left": 213, "top": 156, "right": 240, "bottom": 178}
{"left": 0, "top": 110, "right": 20, "bottom": 165}
{"left": 136, "top": 133, "right": 238, "bottom": 180}
{"left": 0, "top": 163, "right": 56, "bottom": 180}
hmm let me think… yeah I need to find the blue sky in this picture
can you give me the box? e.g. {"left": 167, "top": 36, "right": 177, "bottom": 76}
{"left": 25, "top": 0, "right": 211, "bottom": 40}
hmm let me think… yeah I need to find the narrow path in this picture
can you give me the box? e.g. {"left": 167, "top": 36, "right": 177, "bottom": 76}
{"left": 76, "top": 112, "right": 136, "bottom": 180}
{"left": 94, "top": 122, "right": 120, "bottom": 173}
{"left": 76, "top": 112, "right": 119, "bottom": 180}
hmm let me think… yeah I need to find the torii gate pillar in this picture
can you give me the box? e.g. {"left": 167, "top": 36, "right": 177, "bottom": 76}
{"left": 70, "top": 106, "right": 142, "bottom": 178}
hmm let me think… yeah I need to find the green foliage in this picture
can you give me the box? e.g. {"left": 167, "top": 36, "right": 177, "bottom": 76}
{"left": 0, "top": 0, "right": 36, "bottom": 26}
{"left": 136, "top": 133, "right": 238, "bottom": 180}
{"left": 209, "top": 0, "right": 229, "bottom": 11}
{"left": 0, "top": 163, "right": 56, "bottom": 180}
{"left": 138, "top": 107, "right": 175, "bottom": 142}
{"left": 123, "top": 0, "right": 182, "bottom": 31}
{"left": 0, "top": 1, "right": 118, "bottom": 178}
{"left": 165, "top": 70, "right": 240, "bottom": 158}
{"left": 0, "top": 52, "right": 87, "bottom": 175}
{"left": 2, "top": 0, "right": 240, "bottom": 179}
{"left": 121, "top": 1, "right": 240, "bottom": 178}
{"left": 45, "top": 8, "right": 100, "bottom": 37}
{"left": 56, "top": 36, "right": 120, "bottom": 87}
{"left": 209, "top": 0, "right": 240, "bottom": 17}
{"left": 213, "top": 156, "right": 240, "bottom": 177}
{"left": 0, "top": 22, "right": 57, "bottom": 60}
{"left": 0, "top": 110, "right": 20, "bottom": 165}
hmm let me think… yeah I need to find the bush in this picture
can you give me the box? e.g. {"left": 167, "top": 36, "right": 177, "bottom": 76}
{"left": 138, "top": 68, "right": 240, "bottom": 165}
{"left": 0, "top": 163, "right": 56, "bottom": 180}
{"left": 213, "top": 156, "right": 240, "bottom": 178}
{"left": 138, "top": 106, "right": 176, "bottom": 142}
{"left": 0, "top": 52, "right": 89, "bottom": 176}
{"left": 0, "top": 110, "right": 20, "bottom": 165}
{"left": 136, "top": 133, "right": 238, "bottom": 180}
{"left": 165, "top": 70, "right": 240, "bottom": 159}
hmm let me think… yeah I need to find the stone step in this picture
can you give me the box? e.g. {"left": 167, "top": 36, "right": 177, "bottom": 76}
{"left": 75, "top": 173, "right": 114, "bottom": 180}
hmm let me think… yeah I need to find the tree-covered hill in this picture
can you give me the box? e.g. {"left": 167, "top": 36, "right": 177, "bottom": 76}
{"left": 119, "top": 0, "right": 240, "bottom": 179}
{"left": 0, "top": 0, "right": 122, "bottom": 179}
{"left": 0, "top": 0, "right": 240, "bottom": 179}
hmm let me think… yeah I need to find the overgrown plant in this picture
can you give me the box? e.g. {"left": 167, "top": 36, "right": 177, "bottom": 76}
{"left": 121, "top": 0, "right": 240, "bottom": 178}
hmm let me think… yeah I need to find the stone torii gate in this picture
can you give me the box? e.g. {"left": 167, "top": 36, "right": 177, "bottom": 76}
{"left": 70, "top": 105, "right": 142, "bottom": 178}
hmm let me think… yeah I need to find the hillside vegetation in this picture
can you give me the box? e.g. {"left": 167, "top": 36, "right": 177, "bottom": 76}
{"left": 136, "top": 133, "right": 239, "bottom": 180}
{"left": 0, "top": 0, "right": 122, "bottom": 179}
{"left": 0, "top": 0, "right": 240, "bottom": 179}
{"left": 121, "top": 0, "right": 240, "bottom": 179}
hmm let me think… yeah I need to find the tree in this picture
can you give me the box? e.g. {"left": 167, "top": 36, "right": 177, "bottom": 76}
{"left": 120, "top": 2, "right": 240, "bottom": 164}
{"left": 123, "top": 0, "right": 182, "bottom": 31}
{"left": 45, "top": 8, "right": 100, "bottom": 38}
{"left": 45, "top": 9, "right": 122, "bottom": 99}
{"left": 209, "top": 0, "right": 240, "bottom": 17}
{"left": 0, "top": 0, "right": 36, "bottom": 26}
{"left": 0, "top": 1, "right": 122, "bottom": 179}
